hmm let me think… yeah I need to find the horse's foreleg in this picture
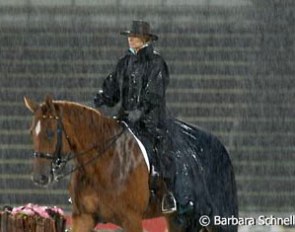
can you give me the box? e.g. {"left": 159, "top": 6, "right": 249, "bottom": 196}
{"left": 72, "top": 213, "right": 96, "bottom": 232}
{"left": 121, "top": 214, "right": 143, "bottom": 232}
{"left": 122, "top": 222, "right": 143, "bottom": 232}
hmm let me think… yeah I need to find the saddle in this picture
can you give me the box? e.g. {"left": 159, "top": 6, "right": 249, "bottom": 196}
{"left": 126, "top": 119, "right": 191, "bottom": 202}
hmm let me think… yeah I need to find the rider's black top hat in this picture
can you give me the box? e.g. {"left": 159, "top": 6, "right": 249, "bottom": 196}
{"left": 120, "top": 20, "right": 158, "bottom": 41}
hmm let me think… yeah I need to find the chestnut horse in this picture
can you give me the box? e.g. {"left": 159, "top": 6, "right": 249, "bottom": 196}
{"left": 24, "top": 96, "right": 237, "bottom": 232}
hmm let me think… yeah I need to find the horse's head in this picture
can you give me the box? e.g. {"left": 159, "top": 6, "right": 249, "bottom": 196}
{"left": 24, "top": 95, "right": 71, "bottom": 187}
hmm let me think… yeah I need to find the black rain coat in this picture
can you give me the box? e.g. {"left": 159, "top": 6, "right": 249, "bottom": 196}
{"left": 94, "top": 44, "right": 238, "bottom": 227}
{"left": 99, "top": 43, "right": 169, "bottom": 139}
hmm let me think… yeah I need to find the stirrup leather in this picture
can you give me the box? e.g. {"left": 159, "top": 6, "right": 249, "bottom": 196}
{"left": 161, "top": 192, "right": 177, "bottom": 214}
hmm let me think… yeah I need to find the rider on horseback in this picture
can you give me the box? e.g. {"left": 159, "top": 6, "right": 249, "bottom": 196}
{"left": 93, "top": 20, "right": 193, "bottom": 215}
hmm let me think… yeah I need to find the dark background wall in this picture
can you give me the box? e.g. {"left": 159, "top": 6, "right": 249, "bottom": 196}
{"left": 0, "top": 0, "right": 294, "bottom": 215}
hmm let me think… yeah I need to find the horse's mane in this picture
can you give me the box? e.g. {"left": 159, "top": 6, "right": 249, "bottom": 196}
{"left": 51, "top": 100, "right": 116, "bottom": 133}
{"left": 54, "top": 100, "right": 101, "bottom": 117}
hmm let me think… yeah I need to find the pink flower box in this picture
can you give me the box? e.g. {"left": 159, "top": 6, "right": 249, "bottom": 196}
{"left": 0, "top": 204, "right": 66, "bottom": 232}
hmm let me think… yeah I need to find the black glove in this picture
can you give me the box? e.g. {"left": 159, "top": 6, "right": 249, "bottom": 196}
{"left": 127, "top": 109, "right": 142, "bottom": 123}
{"left": 115, "top": 108, "right": 129, "bottom": 121}
{"left": 115, "top": 109, "right": 142, "bottom": 123}
{"left": 93, "top": 91, "right": 105, "bottom": 108}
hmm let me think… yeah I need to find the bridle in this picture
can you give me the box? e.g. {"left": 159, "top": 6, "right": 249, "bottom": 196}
{"left": 33, "top": 115, "right": 68, "bottom": 167}
{"left": 33, "top": 114, "right": 125, "bottom": 182}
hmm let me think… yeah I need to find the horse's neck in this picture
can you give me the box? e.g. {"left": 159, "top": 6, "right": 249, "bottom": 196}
{"left": 60, "top": 103, "right": 119, "bottom": 150}
{"left": 60, "top": 103, "right": 147, "bottom": 191}
{"left": 60, "top": 103, "right": 130, "bottom": 187}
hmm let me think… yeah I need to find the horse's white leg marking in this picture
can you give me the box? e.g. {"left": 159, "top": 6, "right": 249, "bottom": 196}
{"left": 35, "top": 120, "right": 41, "bottom": 135}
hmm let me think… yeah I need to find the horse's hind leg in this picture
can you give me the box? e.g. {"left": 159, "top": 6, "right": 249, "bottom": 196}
{"left": 166, "top": 217, "right": 211, "bottom": 232}
{"left": 72, "top": 213, "right": 96, "bottom": 232}
{"left": 165, "top": 215, "right": 188, "bottom": 232}
{"left": 202, "top": 226, "right": 236, "bottom": 232}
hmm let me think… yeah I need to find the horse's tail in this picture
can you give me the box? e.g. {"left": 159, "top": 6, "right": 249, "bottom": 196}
{"left": 210, "top": 143, "right": 239, "bottom": 232}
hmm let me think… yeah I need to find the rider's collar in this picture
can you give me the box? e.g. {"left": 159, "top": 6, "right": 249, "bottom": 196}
{"left": 129, "top": 43, "right": 150, "bottom": 55}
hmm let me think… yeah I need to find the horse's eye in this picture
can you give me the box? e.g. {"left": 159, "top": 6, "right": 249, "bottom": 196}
{"left": 46, "top": 129, "right": 55, "bottom": 140}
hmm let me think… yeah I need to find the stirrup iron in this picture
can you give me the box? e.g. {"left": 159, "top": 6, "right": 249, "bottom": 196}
{"left": 162, "top": 191, "right": 177, "bottom": 214}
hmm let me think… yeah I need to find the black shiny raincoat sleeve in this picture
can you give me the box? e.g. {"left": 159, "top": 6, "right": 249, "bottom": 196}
{"left": 98, "top": 59, "right": 125, "bottom": 107}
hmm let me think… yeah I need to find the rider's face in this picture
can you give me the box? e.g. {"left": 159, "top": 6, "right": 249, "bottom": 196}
{"left": 128, "top": 36, "right": 145, "bottom": 52}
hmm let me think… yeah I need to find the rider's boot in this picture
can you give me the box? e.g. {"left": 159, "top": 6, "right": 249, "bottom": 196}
{"left": 151, "top": 133, "right": 179, "bottom": 214}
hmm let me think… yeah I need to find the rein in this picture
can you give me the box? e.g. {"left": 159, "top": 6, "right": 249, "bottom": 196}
{"left": 33, "top": 114, "right": 126, "bottom": 181}
{"left": 57, "top": 125, "right": 126, "bottom": 181}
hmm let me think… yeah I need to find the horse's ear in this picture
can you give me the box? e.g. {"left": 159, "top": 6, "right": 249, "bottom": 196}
{"left": 45, "top": 95, "right": 53, "bottom": 106}
{"left": 44, "top": 95, "right": 56, "bottom": 114}
{"left": 24, "top": 96, "right": 39, "bottom": 113}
